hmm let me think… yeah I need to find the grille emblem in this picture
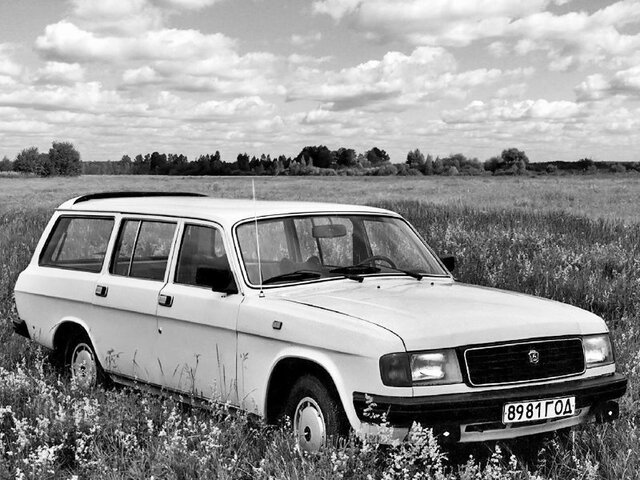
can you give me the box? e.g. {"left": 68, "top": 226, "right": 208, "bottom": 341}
{"left": 528, "top": 349, "right": 540, "bottom": 365}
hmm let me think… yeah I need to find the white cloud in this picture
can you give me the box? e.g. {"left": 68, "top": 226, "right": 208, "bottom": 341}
{"left": 291, "top": 32, "right": 322, "bottom": 47}
{"left": 0, "top": 45, "right": 22, "bottom": 77}
{"left": 313, "top": 0, "right": 548, "bottom": 46}
{"left": 36, "top": 22, "right": 237, "bottom": 63}
{"left": 190, "top": 96, "right": 274, "bottom": 120}
{"left": 442, "top": 99, "right": 584, "bottom": 124}
{"left": 575, "top": 66, "right": 640, "bottom": 101}
{"left": 287, "top": 47, "right": 529, "bottom": 111}
{"left": 0, "top": 81, "right": 148, "bottom": 116}
{"left": 160, "top": 0, "right": 221, "bottom": 9}
{"left": 36, "top": 62, "right": 85, "bottom": 84}
{"left": 313, "top": 0, "right": 640, "bottom": 71}
{"left": 70, "top": 0, "right": 165, "bottom": 34}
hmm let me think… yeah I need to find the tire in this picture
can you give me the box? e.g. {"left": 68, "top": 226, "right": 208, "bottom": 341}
{"left": 64, "top": 332, "right": 105, "bottom": 389}
{"left": 284, "top": 375, "right": 349, "bottom": 452}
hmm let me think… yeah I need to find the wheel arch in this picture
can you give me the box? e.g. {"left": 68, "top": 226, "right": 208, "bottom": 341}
{"left": 51, "top": 318, "right": 98, "bottom": 360}
{"left": 264, "top": 354, "right": 354, "bottom": 428}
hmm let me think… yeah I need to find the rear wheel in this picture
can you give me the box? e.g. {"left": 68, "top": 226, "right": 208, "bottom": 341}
{"left": 284, "top": 375, "right": 349, "bottom": 452}
{"left": 65, "top": 333, "right": 104, "bottom": 389}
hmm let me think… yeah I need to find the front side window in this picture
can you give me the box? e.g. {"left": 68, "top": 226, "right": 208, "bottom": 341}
{"left": 111, "top": 219, "right": 176, "bottom": 281}
{"left": 40, "top": 216, "right": 114, "bottom": 273}
{"left": 175, "top": 224, "right": 234, "bottom": 291}
{"left": 236, "top": 214, "right": 447, "bottom": 286}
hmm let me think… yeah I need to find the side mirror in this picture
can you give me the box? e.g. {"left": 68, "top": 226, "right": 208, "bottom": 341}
{"left": 196, "top": 267, "right": 239, "bottom": 294}
{"left": 440, "top": 255, "right": 456, "bottom": 273}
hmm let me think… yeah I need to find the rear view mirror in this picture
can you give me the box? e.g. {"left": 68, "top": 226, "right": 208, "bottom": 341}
{"left": 312, "top": 224, "right": 347, "bottom": 238}
{"left": 196, "top": 267, "right": 238, "bottom": 294}
{"left": 440, "top": 256, "right": 456, "bottom": 273}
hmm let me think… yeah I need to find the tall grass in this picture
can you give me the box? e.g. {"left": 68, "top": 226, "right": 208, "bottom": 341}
{"left": 1, "top": 201, "right": 639, "bottom": 478}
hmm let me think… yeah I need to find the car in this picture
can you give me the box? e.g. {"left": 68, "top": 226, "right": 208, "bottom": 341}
{"left": 13, "top": 191, "right": 627, "bottom": 451}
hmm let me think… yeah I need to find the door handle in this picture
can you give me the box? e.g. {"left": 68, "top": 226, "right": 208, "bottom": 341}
{"left": 158, "top": 294, "right": 173, "bottom": 307}
{"left": 95, "top": 285, "right": 108, "bottom": 297}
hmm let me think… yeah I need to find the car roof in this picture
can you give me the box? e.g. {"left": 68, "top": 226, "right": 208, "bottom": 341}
{"left": 57, "top": 193, "right": 398, "bottom": 227}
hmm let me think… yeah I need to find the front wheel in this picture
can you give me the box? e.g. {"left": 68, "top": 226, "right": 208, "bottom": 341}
{"left": 284, "top": 375, "right": 349, "bottom": 452}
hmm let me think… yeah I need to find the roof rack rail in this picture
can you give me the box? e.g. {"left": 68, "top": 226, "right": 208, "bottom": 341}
{"left": 73, "top": 191, "right": 207, "bottom": 204}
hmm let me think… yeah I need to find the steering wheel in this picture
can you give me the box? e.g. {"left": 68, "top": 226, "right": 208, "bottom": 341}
{"left": 356, "top": 255, "right": 396, "bottom": 269}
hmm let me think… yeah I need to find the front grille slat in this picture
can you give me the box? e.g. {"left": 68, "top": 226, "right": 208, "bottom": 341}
{"left": 464, "top": 338, "right": 585, "bottom": 386}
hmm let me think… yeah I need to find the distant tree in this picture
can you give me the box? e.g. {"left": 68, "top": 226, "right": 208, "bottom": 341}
{"left": 237, "top": 153, "right": 250, "bottom": 172}
{"left": 37, "top": 152, "right": 54, "bottom": 176}
{"left": 406, "top": 149, "right": 425, "bottom": 168}
{"left": 433, "top": 156, "right": 444, "bottom": 174}
{"left": 500, "top": 148, "right": 528, "bottom": 174}
{"left": 49, "top": 141, "right": 81, "bottom": 176}
{"left": 13, "top": 147, "right": 40, "bottom": 174}
{"left": 484, "top": 156, "right": 501, "bottom": 173}
{"left": 168, "top": 154, "right": 188, "bottom": 175}
{"left": 423, "top": 154, "right": 434, "bottom": 175}
{"left": 336, "top": 148, "right": 357, "bottom": 167}
{"left": 132, "top": 154, "right": 149, "bottom": 174}
{"left": 296, "top": 146, "right": 334, "bottom": 169}
{"left": 366, "top": 147, "right": 390, "bottom": 166}
{"left": 149, "top": 151, "right": 168, "bottom": 175}
{"left": 376, "top": 163, "right": 398, "bottom": 176}
{"left": 0, "top": 155, "right": 13, "bottom": 172}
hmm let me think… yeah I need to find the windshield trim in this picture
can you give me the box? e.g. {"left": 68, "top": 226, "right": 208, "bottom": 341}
{"left": 232, "top": 211, "right": 452, "bottom": 290}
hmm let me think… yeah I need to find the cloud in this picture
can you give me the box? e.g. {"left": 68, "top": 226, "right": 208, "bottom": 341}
{"left": 442, "top": 99, "right": 584, "bottom": 124}
{"left": 312, "top": 0, "right": 548, "bottom": 46}
{"left": 189, "top": 96, "right": 275, "bottom": 120}
{"left": 0, "top": 45, "right": 22, "bottom": 77}
{"left": 575, "top": 66, "right": 640, "bottom": 101}
{"left": 70, "top": 0, "right": 165, "bottom": 34}
{"left": 159, "top": 0, "right": 221, "bottom": 9}
{"left": 36, "top": 22, "right": 237, "bottom": 63}
{"left": 313, "top": 0, "right": 640, "bottom": 70}
{"left": 287, "top": 47, "right": 528, "bottom": 111}
{"left": 0, "top": 81, "right": 149, "bottom": 116}
{"left": 36, "top": 21, "right": 283, "bottom": 96}
{"left": 291, "top": 32, "right": 323, "bottom": 47}
{"left": 35, "top": 62, "right": 85, "bottom": 85}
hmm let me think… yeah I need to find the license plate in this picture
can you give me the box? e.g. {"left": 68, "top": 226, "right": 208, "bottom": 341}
{"left": 502, "top": 396, "right": 576, "bottom": 424}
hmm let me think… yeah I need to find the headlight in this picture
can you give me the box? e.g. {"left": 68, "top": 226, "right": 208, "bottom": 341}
{"left": 410, "top": 350, "right": 463, "bottom": 385}
{"left": 380, "top": 349, "right": 463, "bottom": 387}
{"left": 583, "top": 334, "right": 614, "bottom": 367}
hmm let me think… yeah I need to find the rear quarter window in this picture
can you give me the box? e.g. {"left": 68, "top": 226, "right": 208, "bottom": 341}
{"left": 39, "top": 216, "right": 115, "bottom": 273}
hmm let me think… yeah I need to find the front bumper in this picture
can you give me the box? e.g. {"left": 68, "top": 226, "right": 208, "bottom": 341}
{"left": 354, "top": 373, "right": 627, "bottom": 441}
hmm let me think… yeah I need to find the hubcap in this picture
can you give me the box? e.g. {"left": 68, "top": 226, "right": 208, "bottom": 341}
{"left": 71, "top": 343, "right": 97, "bottom": 388}
{"left": 294, "top": 396, "right": 326, "bottom": 452}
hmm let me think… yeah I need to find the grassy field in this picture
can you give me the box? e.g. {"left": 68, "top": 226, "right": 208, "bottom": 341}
{"left": 1, "top": 174, "right": 639, "bottom": 479}
{"left": 1, "top": 173, "right": 640, "bottom": 222}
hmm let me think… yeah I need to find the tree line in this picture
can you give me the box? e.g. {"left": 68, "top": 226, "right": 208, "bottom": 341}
{"left": 2, "top": 143, "right": 638, "bottom": 177}
{"left": 1, "top": 142, "right": 81, "bottom": 176}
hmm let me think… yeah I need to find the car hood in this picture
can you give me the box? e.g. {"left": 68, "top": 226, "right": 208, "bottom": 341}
{"left": 279, "top": 279, "right": 606, "bottom": 351}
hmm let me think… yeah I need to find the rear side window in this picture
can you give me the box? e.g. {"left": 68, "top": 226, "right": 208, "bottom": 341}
{"left": 40, "top": 216, "right": 114, "bottom": 273}
{"left": 111, "top": 219, "right": 177, "bottom": 281}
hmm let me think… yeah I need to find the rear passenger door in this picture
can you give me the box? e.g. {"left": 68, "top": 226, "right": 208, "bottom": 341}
{"left": 92, "top": 217, "right": 178, "bottom": 386}
{"left": 155, "top": 221, "right": 241, "bottom": 404}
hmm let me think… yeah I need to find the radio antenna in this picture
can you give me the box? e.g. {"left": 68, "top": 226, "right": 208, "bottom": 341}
{"left": 252, "top": 179, "right": 264, "bottom": 297}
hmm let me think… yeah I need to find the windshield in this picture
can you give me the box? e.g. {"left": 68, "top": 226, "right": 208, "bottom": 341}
{"left": 236, "top": 214, "right": 447, "bottom": 286}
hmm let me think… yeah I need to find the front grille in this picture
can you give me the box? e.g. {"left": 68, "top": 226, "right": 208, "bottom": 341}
{"left": 464, "top": 338, "right": 585, "bottom": 386}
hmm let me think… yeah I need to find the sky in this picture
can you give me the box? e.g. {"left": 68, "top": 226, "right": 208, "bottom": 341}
{"left": 1, "top": 0, "right": 639, "bottom": 164}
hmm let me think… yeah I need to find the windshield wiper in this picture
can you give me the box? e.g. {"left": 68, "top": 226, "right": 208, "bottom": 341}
{"left": 330, "top": 265, "right": 423, "bottom": 281}
{"left": 379, "top": 266, "right": 423, "bottom": 280}
{"left": 262, "top": 270, "right": 322, "bottom": 285}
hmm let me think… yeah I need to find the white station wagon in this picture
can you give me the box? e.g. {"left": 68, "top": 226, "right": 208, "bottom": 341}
{"left": 13, "top": 192, "right": 626, "bottom": 451}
